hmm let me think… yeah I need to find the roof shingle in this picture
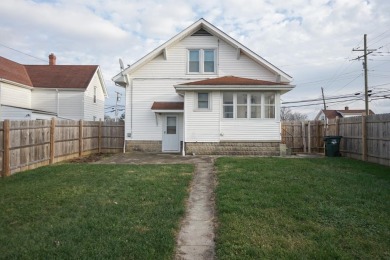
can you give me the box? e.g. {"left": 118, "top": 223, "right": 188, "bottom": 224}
{"left": 180, "top": 76, "right": 287, "bottom": 86}
{"left": 151, "top": 102, "right": 184, "bottom": 110}
{"left": 24, "top": 65, "right": 97, "bottom": 89}
{"left": 0, "top": 56, "right": 32, "bottom": 87}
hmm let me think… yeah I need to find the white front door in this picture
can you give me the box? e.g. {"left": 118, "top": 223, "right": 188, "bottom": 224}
{"left": 162, "top": 115, "right": 180, "bottom": 152}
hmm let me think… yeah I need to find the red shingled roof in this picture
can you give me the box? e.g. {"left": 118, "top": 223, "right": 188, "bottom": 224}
{"left": 0, "top": 56, "right": 32, "bottom": 87}
{"left": 151, "top": 102, "right": 184, "bottom": 110}
{"left": 25, "top": 65, "right": 97, "bottom": 89}
{"left": 180, "top": 76, "right": 287, "bottom": 86}
{"left": 0, "top": 56, "right": 98, "bottom": 89}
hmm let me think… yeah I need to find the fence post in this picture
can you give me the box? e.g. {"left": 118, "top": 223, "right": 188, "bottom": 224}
{"left": 302, "top": 121, "right": 306, "bottom": 153}
{"left": 50, "top": 118, "right": 55, "bottom": 164}
{"left": 362, "top": 115, "right": 367, "bottom": 161}
{"left": 3, "top": 120, "right": 10, "bottom": 177}
{"left": 335, "top": 116, "right": 340, "bottom": 136}
{"left": 98, "top": 120, "right": 102, "bottom": 153}
{"left": 79, "top": 120, "right": 83, "bottom": 157}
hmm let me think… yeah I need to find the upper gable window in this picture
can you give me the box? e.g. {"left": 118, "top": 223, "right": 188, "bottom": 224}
{"left": 188, "top": 49, "right": 216, "bottom": 74}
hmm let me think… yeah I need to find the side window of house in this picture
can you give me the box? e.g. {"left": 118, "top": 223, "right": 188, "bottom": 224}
{"left": 237, "top": 93, "right": 247, "bottom": 118}
{"left": 93, "top": 86, "right": 97, "bottom": 103}
{"left": 264, "top": 93, "right": 275, "bottom": 118}
{"left": 251, "top": 93, "right": 262, "bottom": 118}
{"left": 197, "top": 93, "right": 209, "bottom": 109}
{"left": 223, "top": 93, "right": 234, "bottom": 118}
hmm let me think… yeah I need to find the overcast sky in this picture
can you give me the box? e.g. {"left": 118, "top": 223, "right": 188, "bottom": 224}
{"left": 1, "top": 0, "right": 389, "bottom": 119}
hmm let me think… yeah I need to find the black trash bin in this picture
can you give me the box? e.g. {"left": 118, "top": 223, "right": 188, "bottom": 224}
{"left": 323, "top": 136, "right": 342, "bottom": 157}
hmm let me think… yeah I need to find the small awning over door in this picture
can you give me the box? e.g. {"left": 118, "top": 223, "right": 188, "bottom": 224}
{"left": 151, "top": 102, "right": 184, "bottom": 113}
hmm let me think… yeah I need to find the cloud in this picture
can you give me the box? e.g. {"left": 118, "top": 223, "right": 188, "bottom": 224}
{"left": 1, "top": 0, "right": 389, "bottom": 118}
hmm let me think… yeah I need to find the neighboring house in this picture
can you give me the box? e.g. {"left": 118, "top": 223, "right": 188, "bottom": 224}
{"left": 315, "top": 106, "right": 375, "bottom": 121}
{"left": 113, "top": 18, "right": 294, "bottom": 155}
{"left": 0, "top": 54, "right": 107, "bottom": 121}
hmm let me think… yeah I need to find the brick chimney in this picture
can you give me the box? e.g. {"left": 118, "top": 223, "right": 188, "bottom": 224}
{"left": 345, "top": 106, "right": 349, "bottom": 110}
{"left": 49, "top": 53, "right": 56, "bottom": 65}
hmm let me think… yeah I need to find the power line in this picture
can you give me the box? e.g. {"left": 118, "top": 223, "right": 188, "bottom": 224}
{"left": 0, "top": 42, "right": 48, "bottom": 63}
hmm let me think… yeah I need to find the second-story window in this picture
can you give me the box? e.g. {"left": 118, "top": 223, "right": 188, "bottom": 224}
{"left": 189, "top": 50, "right": 200, "bottom": 72}
{"left": 93, "top": 86, "right": 97, "bottom": 103}
{"left": 188, "top": 49, "right": 215, "bottom": 74}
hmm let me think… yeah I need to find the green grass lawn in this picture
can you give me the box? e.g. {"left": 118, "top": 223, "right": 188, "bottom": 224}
{"left": 0, "top": 163, "right": 193, "bottom": 259}
{"left": 215, "top": 157, "right": 390, "bottom": 259}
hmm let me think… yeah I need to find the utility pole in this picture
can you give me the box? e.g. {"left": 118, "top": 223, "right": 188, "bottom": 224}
{"left": 352, "top": 34, "right": 376, "bottom": 116}
{"left": 114, "top": 91, "right": 122, "bottom": 122}
{"left": 321, "top": 87, "right": 326, "bottom": 112}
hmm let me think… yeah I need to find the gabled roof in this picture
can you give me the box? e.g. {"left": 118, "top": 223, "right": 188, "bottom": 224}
{"left": 25, "top": 65, "right": 98, "bottom": 89}
{"left": 175, "top": 76, "right": 294, "bottom": 93}
{"left": 0, "top": 56, "right": 107, "bottom": 96}
{"left": 113, "top": 18, "right": 292, "bottom": 83}
{"left": 0, "top": 56, "right": 32, "bottom": 87}
{"left": 316, "top": 108, "right": 375, "bottom": 120}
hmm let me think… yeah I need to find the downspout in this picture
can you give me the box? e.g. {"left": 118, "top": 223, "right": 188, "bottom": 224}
{"left": 182, "top": 100, "right": 186, "bottom": 156}
{"left": 120, "top": 72, "right": 131, "bottom": 154}
{"left": 56, "top": 89, "right": 59, "bottom": 117}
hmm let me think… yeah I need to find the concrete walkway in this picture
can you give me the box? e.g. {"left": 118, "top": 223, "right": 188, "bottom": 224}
{"left": 93, "top": 152, "right": 216, "bottom": 259}
{"left": 175, "top": 157, "right": 215, "bottom": 260}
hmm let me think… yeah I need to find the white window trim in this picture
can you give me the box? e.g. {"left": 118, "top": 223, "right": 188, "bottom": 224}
{"left": 194, "top": 92, "right": 212, "bottom": 112}
{"left": 187, "top": 48, "right": 217, "bottom": 74}
{"left": 221, "top": 92, "right": 276, "bottom": 120}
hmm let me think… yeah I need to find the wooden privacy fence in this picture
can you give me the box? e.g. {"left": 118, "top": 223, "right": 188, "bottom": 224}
{"left": 0, "top": 119, "right": 124, "bottom": 177}
{"left": 282, "top": 113, "right": 390, "bottom": 166}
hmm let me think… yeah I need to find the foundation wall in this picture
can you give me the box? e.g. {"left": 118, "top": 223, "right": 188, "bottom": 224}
{"left": 185, "top": 142, "right": 280, "bottom": 156}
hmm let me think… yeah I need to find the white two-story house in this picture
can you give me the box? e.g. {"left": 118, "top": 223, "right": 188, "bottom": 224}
{"left": 113, "top": 18, "right": 294, "bottom": 155}
{"left": 0, "top": 54, "right": 107, "bottom": 121}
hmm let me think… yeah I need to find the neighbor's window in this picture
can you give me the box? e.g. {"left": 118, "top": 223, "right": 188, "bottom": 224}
{"left": 197, "top": 93, "right": 209, "bottom": 109}
{"left": 188, "top": 49, "right": 216, "bottom": 73}
{"left": 93, "top": 86, "right": 97, "bottom": 103}
{"left": 223, "top": 92, "right": 234, "bottom": 118}
{"left": 189, "top": 50, "right": 200, "bottom": 72}
{"left": 264, "top": 93, "right": 275, "bottom": 118}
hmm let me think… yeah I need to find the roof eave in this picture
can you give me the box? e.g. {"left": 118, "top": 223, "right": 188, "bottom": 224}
{"left": 174, "top": 84, "right": 295, "bottom": 92}
{"left": 0, "top": 78, "right": 33, "bottom": 89}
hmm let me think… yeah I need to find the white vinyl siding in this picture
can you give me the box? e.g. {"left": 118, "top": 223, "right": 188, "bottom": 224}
{"left": 220, "top": 120, "right": 281, "bottom": 141}
{"left": 84, "top": 73, "right": 105, "bottom": 121}
{"left": 32, "top": 89, "right": 57, "bottom": 113}
{"left": 125, "top": 78, "right": 184, "bottom": 141}
{"left": 131, "top": 35, "right": 276, "bottom": 80}
{"left": 185, "top": 91, "right": 220, "bottom": 142}
{"left": 0, "top": 83, "right": 31, "bottom": 109}
{"left": 58, "top": 91, "right": 84, "bottom": 120}
{"left": 1, "top": 105, "right": 31, "bottom": 120}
